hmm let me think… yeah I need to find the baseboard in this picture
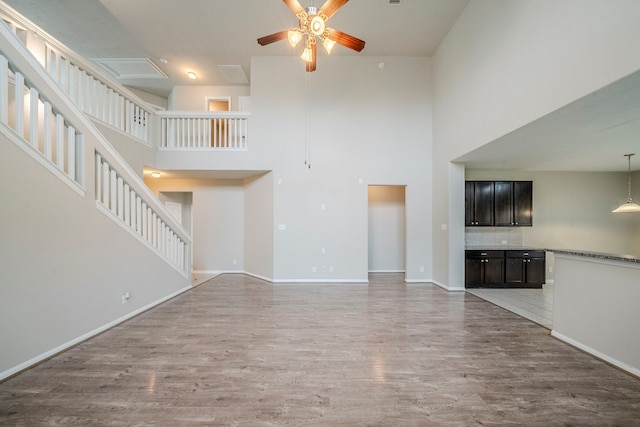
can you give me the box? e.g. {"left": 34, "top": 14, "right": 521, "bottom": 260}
{"left": 242, "top": 271, "right": 274, "bottom": 283}
{"left": 272, "top": 278, "right": 369, "bottom": 284}
{"left": 428, "top": 279, "right": 465, "bottom": 292}
{"left": 0, "top": 285, "right": 192, "bottom": 382}
{"left": 551, "top": 330, "right": 640, "bottom": 379}
{"left": 368, "top": 270, "right": 405, "bottom": 273}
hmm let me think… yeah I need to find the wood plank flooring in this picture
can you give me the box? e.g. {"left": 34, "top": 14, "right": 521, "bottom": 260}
{"left": 1, "top": 273, "right": 639, "bottom": 426}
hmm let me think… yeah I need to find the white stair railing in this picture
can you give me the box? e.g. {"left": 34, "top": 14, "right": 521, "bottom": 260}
{"left": 46, "top": 46, "right": 152, "bottom": 144}
{"left": 158, "top": 111, "right": 250, "bottom": 150}
{"left": 0, "top": 18, "right": 191, "bottom": 278}
{"left": 0, "top": 51, "right": 84, "bottom": 192}
{"left": 95, "top": 152, "right": 188, "bottom": 272}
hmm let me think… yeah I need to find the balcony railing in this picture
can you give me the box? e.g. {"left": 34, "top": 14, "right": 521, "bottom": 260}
{"left": 157, "top": 111, "right": 250, "bottom": 150}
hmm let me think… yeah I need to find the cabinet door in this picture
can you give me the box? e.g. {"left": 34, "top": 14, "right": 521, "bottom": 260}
{"left": 525, "top": 258, "right": 546, "bottom": 285}
{"left": 473, "top": 182, "right": 494, "bottom": 226}
{"left": 505, "top": 258, "right": 525, "bottom": 284}
{"left": 465, "top": 257, "right": 483, "bottom": 287}
{"left": 483, "top": 257, "right": 504, "bottom": 284}
{"left": 465, "top": 181, "right": 475, "bottom": 226}
{"left": 513, "top": 181, "right": 533, "bottom": 226}
{"left": 494, "top": 181, "right": 514, "bottom": 226}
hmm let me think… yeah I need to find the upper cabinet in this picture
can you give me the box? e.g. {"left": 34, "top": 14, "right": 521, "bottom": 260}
{"left": 465, "top": 181, "right": 495, "bottom": 226}
{"left": 466, "top": 181, "right": 533, "bottom": 227}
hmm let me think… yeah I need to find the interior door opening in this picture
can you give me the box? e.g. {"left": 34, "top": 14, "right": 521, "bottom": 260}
{"left": 368, "top": 185, "right": 406, "bottom": 275}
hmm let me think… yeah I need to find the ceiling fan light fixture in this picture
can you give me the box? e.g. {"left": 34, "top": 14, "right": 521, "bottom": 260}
{"left": 300, "top": 45, "right": 313, "bottom": 63}
{"left": 287, "top": 29, "right": 303, "bottom": 47}
{"left": 613, "top": 153, "right": 640, "bottom": 213}
{"left": 322, "top": 37, "right": 336, "bottom": 54}
{"left": 310, "top": 15, "right": 325, "bottom": 36}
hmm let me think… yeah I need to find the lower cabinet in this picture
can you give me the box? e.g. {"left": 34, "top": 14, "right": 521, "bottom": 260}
{"left": 465, "top": 251, "right": 505, "bottom": 287}
{"left": 466, "top": 250, "right": 546, "bottom": 288}
{"left": 505, "top": 250, "right": 546, "bottom": 288}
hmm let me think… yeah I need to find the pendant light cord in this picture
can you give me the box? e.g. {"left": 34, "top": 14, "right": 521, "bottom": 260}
{"left": 626, "top": 154, "right": 633, "bottom": 202}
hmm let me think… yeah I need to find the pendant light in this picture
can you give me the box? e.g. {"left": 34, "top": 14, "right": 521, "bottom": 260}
{"left": 612, "top": 153, "right": 640, "bottom": 213}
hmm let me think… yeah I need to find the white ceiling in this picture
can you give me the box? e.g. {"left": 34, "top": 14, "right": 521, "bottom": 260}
{"left": 4, "top": 0, "right": 639, "bottom": 173}
{"left": 3, "top": 0, "right": 469, "bottom": 95}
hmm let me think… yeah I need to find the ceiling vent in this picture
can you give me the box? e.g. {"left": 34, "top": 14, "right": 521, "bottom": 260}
{"left": 93, "top": 58, "right": 168, "bottom": 79}
{"left": 388, "top": 0, "right": 401, "bottom": 4}
{"left": 218, "top": 65, "right": 249, "bottom": 84}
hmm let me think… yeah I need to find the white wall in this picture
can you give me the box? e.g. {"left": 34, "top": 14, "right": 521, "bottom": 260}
{"left": 145, "top": 178, "right": 245, "bottom": 272}
{"left": 0, "top": 133, "right": 189, "bottom": 378}
{"left": 92, "top": 121, "right": 156, "bottom": 178}
{"left": 168, "top": 85, "right": 250, "bottom": 111}
{"left": 244, "top": 173, "right": 274, "bottom": 280}
{"left": 250, "top": 56, "right": 432, "bottom": 282}
{"left": 126, "top": 86, "right": 168, "bottom": 110}
{"left": 432, "top": 0, "right": 640, "bottom": 288}
{"left": 368, "top": 186, "right": 406, "bottom": 272}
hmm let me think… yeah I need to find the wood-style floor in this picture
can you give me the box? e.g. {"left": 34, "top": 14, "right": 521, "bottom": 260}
{"left": 1, "top": 273, "right": 639, "bottom": 426}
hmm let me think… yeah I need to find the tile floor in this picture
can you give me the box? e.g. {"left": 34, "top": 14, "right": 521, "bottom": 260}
{"left": 466, "top": 283, "right": 554, "bottom": 329}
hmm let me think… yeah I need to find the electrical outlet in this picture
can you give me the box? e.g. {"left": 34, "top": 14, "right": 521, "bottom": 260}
{"left": 420, "top": 266, "right": 425, "bottom": 273}
{"left": 329, "top": 266, "right": 334, "bottom": 273}
{"left": 121, "top": 292, "right": 130, "bottom": 304}
{"left": 312, "top": 266, "right": 317, "bottom": 273}
{"left": 321, "top": 266, "right": 326, "bottom": 273}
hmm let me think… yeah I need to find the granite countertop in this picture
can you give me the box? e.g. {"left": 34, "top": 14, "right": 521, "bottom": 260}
{"left": 546, "top": 249, "right": 640, "bottom": 264}
{"left": 465, "top": 245, "right": 546, "bottom": 251}
{"left": 465, "top": 246, "right": 640, "bottom": 263}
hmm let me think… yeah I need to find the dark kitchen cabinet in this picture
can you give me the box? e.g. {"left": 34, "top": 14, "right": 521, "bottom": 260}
{"left": 513, "top": 181, "right": 533, "bottom": 226}
{"left": 465, "top": 250, "right": 505, "bottom": 287}
{"left": 466, "top": 180, "right": 533, "bottom": 227}
{"left": 505, "top": 250, "right": 545, "bottom": 288}
{"left": 465, "top": 181, "right": 494, "bottom": 226}
{"left": 466, "top": 249, "right": 545, "bottom": 288}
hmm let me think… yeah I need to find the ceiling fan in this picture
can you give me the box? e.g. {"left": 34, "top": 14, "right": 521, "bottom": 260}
{"left": 257, "top": 0, "right": 366, "bottom": 72}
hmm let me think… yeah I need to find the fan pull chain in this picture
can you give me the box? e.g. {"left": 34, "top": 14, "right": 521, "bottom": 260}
{"left": 304, "top": 69, "right": 311, "bottom": 169}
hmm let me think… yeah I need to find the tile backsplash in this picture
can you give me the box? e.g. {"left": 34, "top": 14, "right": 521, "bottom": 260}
{"left": 465, "top": 227, "right": 523, "bottom": 247}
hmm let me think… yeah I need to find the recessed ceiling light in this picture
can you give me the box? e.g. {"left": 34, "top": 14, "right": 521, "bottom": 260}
{"left": 187, "top": 71, "right": 197, "bottom": 79}
{"left": 151, "top": 171, "right": 161, "bottom": 178}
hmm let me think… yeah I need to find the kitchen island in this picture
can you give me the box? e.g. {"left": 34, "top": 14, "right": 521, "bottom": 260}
{"left": 549, "top": 249, "right": 640, "bottom": 377}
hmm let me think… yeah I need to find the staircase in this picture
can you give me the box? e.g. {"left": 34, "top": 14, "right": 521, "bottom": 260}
{"left": 0, "top": 9, "right": 193, "bottom": 380}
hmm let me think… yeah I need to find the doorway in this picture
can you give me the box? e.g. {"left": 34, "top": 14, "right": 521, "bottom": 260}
{"left": 368, "top": 185, "right": 406, "bottom": 273}
{"left": 206, "top": 97, "right": 231, "bottom": 148}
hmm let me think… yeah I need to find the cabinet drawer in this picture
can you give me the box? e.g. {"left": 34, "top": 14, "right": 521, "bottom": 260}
{"left": 466, "top": 250, "right": 504, "bottom": 258}
{"left": 505, "top": 250, "right": 545, "bottom": 258}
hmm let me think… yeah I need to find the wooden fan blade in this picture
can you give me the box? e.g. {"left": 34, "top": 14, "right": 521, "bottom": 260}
{"left": 327, "top": 29, "right": 365, "bottom": 52}
{"left": 319, "top": 0, "right": 349, "bottom": 20}
{"left": 257, "top": 30, "right": 288, "bottom": 46}
{"left": 306, "top": 43, "right": 317, "bottom": 72}
{"left": 283, "top": 0, "right": 305, "bottom": 14}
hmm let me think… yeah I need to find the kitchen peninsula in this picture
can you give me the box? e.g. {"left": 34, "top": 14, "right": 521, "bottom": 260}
{"left": 549, "top": 249, "right": 640, "bottom": 377}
